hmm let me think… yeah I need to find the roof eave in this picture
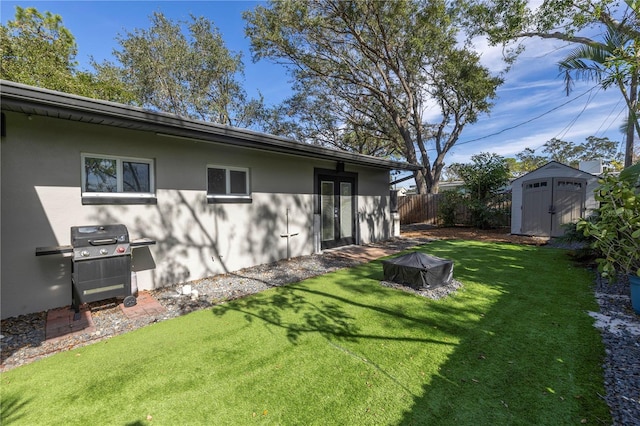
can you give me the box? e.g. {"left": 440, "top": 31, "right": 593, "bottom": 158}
{"left": 0, "top": 80, "right": 419, "bottom": 171}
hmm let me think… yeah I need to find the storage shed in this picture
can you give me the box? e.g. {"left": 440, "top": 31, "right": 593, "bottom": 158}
{"left": 511, "top": 161, "right": 599, "bottom": 237}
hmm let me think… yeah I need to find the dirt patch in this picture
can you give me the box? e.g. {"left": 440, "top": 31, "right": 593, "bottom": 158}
{"left": 400, "top": 224, "right": 549, "bottom": 246}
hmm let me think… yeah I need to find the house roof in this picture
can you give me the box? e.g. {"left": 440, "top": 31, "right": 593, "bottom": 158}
{"left": 511, "top": 161, "right": 599, "bottom": 184}
{"left": 0, "top": 80, "right": 419, "bottom": 171}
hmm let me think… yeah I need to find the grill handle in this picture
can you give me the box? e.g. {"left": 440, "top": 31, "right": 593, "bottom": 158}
{"left": 89, "top": 238, "right": 119, "bottom": 246}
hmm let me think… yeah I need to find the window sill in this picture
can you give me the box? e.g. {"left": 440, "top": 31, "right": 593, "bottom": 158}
{"left": 206, "top": 195, "right": 253, "bottom": 204}
{"left": 82, "top": 194, "right": 157, "bottom": 205}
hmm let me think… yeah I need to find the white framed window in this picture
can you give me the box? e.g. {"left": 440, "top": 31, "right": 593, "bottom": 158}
{"left": 81, "top": 153, "right": 155, "bottom": 204}
{"left": 207, "top": 165, "right": 251, "bottom": 203}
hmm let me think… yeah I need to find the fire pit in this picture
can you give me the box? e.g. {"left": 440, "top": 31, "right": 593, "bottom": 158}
{"left": 382, "top": 252, "right": 453, "bottom": 290}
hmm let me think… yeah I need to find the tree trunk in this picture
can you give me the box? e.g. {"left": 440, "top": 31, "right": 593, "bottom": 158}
{"left": 430, "top": 179, "right": 440, "bottom": 194}
{"left": 625, "top": 66, "right": 638, "bottom": 168}
{"left": 413, "top": 169, "right": 429, "bottom": 194}
{"left": 412, "top": 167, "right": 441, "bottom": 194}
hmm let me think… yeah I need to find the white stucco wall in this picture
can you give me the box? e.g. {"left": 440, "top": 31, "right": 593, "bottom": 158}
{"left": 1, "top": 112, "right": 392, "bottom": 318}
{"left": 356, "top": 167, "right": 393, "bottom": 243}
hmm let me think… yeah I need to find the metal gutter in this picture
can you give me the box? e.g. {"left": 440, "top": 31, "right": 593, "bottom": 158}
{"left": 1, "top": 80, "right": 419, "bottom": 171}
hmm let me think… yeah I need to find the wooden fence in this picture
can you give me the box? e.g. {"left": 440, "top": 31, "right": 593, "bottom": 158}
{"left": 398, "top": 193, "right": 512, "bottom": 227}
{"left": 398, "top": 194, "right": 441, "bottom": 225}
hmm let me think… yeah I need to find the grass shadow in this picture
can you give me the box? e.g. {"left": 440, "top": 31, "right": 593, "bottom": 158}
{"left": 394, "top": 241, "right": 611, "bottom": 425}
{"left": 214, "top": 240, "right": 611, "bottom": 424}
{"left": 212, "top": 277, "right": 457, "bottom": 347}
{"left": 0, "top": 392, "right": 32, "bottom": 424}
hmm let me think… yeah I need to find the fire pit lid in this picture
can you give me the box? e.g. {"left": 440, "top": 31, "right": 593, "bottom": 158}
{"left": 382, "top": 252, "right": 453, "bottom": 289}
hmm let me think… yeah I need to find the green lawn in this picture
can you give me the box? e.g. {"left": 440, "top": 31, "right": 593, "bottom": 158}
{"left": 1, "top": 240, "right": 610, "bottom": 425}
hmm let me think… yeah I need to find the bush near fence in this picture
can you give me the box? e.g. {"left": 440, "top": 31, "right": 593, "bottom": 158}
{"left": 398, "top": 192, "right": 511, "bottom": 227}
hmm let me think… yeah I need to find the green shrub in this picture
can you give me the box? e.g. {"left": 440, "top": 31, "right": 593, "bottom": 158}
{"left": 438, "top": 189, "right": 466, "bottom": 226}
{"left": 558, "top": 220, "right": 598, "bottom": 263}
{"left": 578, "top": 172, "right": 640, "bottom": 279}
{"left": 451, "top": 153, "right": 511, "bottom": 229}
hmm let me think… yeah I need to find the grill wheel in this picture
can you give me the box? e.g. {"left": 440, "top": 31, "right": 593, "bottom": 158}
{"left": 123, "top": 295, "right": 137, "bottom": 308}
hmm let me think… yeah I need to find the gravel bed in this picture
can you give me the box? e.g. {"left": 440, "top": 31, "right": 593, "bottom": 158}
{"left": 380, "top": 279, "right": 463, "bottom": 300}
{"left": 1, "top": 237, "right": 638, "bottom": 425}
{"left": 589, "top": 274, "right": 640, "bottom": 425}
{"left": 0, "top": 238, "right": 424, "bottom": 371}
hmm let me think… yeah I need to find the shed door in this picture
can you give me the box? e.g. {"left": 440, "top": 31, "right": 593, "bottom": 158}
{"left": 521, "top": 177, "right": 585, "bottom": 237}
{"left": 522, "top": 178, "right": 552, "bottom": 236}
{"left": 550, "top": 179, "right": 585, "bottom": 237}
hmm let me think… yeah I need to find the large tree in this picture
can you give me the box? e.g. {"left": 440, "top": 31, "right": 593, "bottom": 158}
{"left": 94, "top": 12, "right": 266, "bottom": 128}
{"left": 244, "top": 0, "right": 503, "bottom": 194}
{"left": 1, "top": 6, "right": 76, "bottom": 90}
{"left": 266, "top": 86, "right": 400, "bottom": 157}
{"left": 466, "top": 0, "right": 639, "bottom": 168}
{"left": 0, "top": 6, "right": 134, "bottom": 102}
{"left": 512, "top": 147, "right": 548, "bottom": 176}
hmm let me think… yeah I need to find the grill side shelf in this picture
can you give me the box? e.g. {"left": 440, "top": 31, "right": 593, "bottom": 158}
{"left": 36, "top": 245, "right": 73, "bottom": 256}
{"left": 131, "top": 238, "right": 156, "bottom": 247}
{"left": 36, "top": 239, "right": 156, "bottom": 256}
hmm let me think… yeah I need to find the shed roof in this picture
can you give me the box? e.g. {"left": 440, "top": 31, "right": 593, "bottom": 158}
{"left": 0, "top": 80, "right": 419, "bottom": 171}
{"left": 511, "top": 161, "right": 599, "bottom": 184}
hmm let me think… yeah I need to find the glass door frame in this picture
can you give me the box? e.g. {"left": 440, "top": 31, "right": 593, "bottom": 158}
{"left": 314, "top": 168, "right": 358, "bottom": 250}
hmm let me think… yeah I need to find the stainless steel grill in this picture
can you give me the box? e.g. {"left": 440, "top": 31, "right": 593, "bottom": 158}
{"left": 70, "top": 224, "right": 136, "bottom": 314}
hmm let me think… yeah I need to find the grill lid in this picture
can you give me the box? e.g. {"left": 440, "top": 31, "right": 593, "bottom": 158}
{"left": 71, "top": 224, "right": 129, "bottom": 248}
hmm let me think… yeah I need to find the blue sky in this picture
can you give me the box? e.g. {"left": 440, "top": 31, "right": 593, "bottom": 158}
{"left": 1, "top": 1, "right": 628, "bottom": 166}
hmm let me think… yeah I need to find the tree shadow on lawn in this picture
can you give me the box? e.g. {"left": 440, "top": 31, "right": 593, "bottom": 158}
{"left": 213, "top": 240, "right": 610, "bottom": 424}
{"left": 211, "top": 240, "right": 531, "bottom": 347}
{"left": 212, "top": 281, "right": 461, "bottom": 346}
{"left": 209, "top": 242, "right": 524, "bottom": 352}
{"left": 394, "top": 241, "right": 611, "bottom": 425}
{"left": 0, "top": 392, "right": 32, "bottom": 425}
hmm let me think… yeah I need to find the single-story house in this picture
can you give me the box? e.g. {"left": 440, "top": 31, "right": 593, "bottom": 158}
{"left": 0, "top": 80, "right": 418, "bottom": 319}
{"left": 511, "top": 161, "right": 599, "bottom": 237}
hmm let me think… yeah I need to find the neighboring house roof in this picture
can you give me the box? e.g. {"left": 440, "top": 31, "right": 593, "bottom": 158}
{"left": 511, "top": 161, "right": 599, "bottom": 185}
{"left": 0, "top": 80, "right": 419, "bottom": 171}
{"left": 438, "top": 180, "right": 464, "bottom": 190}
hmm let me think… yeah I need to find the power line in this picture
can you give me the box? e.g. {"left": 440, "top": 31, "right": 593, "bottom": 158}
{"left": 595, "top": 98, "right": 623, "bottom": 135}
{"left": 453, "top": 85, "right": 600, "bottom": 148}
{"left": 596, "top": 100, "right": 624, "bottom": 136}
{"left": 555, "top": 87, "right": 600, "bottom": 140}
{"left": 530, "top": 94, "right": 624, "bottom": 154}
{"left": 528, "top": 43, "right": 571, "bottom": 59}
{"left": 605, "top": 107, "right": 628, "bottom": 158}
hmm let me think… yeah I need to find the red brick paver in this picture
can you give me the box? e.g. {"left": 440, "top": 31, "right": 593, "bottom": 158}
{"left": 45, "top": 292, "right": 166, "bottom": 339}
{"left": 325, "top": 244, "right": 400, "bottom": 263}
{"left": 45, "top": 306, "right": 95, "bottom": 341}
{"left": 119, "top": 291, "right": 166, "bottom": 319}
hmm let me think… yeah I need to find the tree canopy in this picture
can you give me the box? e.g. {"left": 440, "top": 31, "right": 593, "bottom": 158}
{"left": 93, "top": 12, "right": 266, "bottom": 128}
{"left": 447, "top": 152, "right": 511, "bottom": 228}
{"left": 509, "top": 136, "right": 623, "bottom": 176}
{"left": 465, "top": 0, "right": 639, "bottom": 168}
{"left": 244, "top": 0, "right": 504, "bottom": 193}
{"left": 1, "top": 6, "right": 76, "bottom": 90}
{"left": 454, "top": 152, "right": 510, "bottom": 200}
{"left": 0, "top": 6, "right": 133, "bottom": 102}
